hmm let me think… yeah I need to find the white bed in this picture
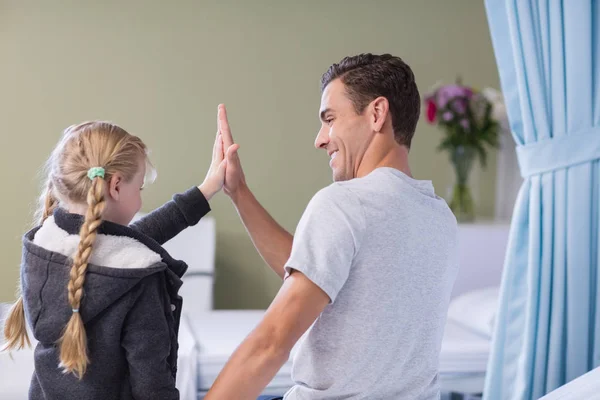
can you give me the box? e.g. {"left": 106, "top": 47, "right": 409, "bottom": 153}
{"left": 438, "top": 308, "right": 494, "bottom": 394}
{"left": 182, "top": 311, "right": 294, "bottom": 398}
{"left": 0, "top": 318, "right": 36, "bottom": 400}
{"left": 540, "top": 366, "right": 600, "bottom": 400}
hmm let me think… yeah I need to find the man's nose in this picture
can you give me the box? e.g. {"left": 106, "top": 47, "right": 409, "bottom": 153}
{"left": 314, "top": 127, "right": 329, "bottom": 149}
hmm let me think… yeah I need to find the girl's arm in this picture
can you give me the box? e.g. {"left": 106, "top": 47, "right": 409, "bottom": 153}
{"left": 129, "top": 186, "right": 212, "bottom": 245}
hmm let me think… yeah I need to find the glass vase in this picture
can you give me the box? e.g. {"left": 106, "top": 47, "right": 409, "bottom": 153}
{"left": 449, "top": 145, "right": 476, "bottom": 222}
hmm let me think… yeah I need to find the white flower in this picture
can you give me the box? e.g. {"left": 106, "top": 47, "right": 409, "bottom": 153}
{"left": 482, "top": 87, "right": 509, "bottom": 131}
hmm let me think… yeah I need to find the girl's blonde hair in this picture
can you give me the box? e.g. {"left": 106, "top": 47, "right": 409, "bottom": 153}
{"left": 3, "top": 121, "right": 151, "bottom": 378}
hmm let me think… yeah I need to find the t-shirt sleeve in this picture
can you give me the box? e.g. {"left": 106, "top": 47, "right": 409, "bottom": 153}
{"left": 284, "top": 184, "right": 365, "bottom": 303}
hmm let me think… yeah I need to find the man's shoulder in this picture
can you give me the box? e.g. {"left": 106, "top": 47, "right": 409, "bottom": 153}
{"left": 309, "top": 182, "right": 361, "bottom": 211}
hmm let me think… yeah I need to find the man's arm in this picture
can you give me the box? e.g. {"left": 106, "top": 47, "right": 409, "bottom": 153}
{"left": 230, "top": 184, "right": 293, "bottom": 279}
{"left": 204, "top": 270, "right": 329, "bottom": 400}
{"left": 218, "top": 104, "right": 292, "bottom": 279}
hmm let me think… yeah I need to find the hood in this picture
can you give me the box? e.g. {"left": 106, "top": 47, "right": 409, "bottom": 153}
{"left": 21, "top": 210, "right": 167, "bottom": 344}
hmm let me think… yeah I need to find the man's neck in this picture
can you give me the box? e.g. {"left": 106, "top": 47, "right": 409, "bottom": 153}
{"left": 356, "top": 136, "right": 412, "bottom": 179}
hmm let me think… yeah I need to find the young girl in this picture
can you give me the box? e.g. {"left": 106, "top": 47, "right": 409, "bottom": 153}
{"left": 2, "top": 120, "right": 235, "bottom": 399}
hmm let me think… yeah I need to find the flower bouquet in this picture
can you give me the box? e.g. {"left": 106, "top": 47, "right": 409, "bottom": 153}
{"left": 424, "top": 80, "right": 503, "bottom": 222}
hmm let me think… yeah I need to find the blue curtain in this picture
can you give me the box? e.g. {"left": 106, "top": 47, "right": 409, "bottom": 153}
{"left": 484, "top": 1, "right": 600, "bottom": 399}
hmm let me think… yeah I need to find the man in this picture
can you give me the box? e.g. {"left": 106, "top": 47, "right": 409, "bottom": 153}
{"left": 206, "top": 54, "right": 458, "bottom": 399}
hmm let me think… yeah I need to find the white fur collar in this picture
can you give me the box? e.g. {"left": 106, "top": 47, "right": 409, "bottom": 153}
{"left": 33, "top": 216, "right": 162, "bottom": 269}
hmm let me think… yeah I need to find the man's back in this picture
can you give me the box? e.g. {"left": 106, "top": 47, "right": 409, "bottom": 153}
{"left": 283, "top": 167, "right": 458, "bottom": 399}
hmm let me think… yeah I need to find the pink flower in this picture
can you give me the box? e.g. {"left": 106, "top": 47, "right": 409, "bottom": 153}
{"left": 436, "top": 85, "right": 473, "bottom": 109}
{"left": 460, "top": 119, "right": 470, "bottom": 131}
{"left": 452, "top": 98, "right": 468, "bottom": 114}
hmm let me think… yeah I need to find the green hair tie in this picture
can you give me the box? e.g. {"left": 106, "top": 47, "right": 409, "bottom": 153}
{"left": 87, "top": 167, "right": 105, "bottom": 180}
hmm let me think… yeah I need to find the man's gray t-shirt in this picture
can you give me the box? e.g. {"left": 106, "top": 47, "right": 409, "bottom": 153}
{"left": 283, "top": 167, "right": 458, "bottom": 400}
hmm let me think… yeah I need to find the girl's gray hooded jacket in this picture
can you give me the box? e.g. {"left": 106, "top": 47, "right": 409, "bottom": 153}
{"left": 21, "top": 187, "right": 209, "bottom": 400}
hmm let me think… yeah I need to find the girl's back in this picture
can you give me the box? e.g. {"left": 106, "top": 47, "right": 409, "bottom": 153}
{"left": 24, "top": 209, "right": 174, "bottom": 399}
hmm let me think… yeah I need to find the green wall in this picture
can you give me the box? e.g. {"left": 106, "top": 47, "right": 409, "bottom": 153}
{"left": 0, "top": 0, "right": 500, "bottom": 307}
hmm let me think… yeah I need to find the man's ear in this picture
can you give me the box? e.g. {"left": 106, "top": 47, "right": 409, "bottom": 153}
{"left": 369, "top": 96, "right": 390, "bottom": 133}
{"left": 108, "top": 173, "right": 122, "bottom": 201}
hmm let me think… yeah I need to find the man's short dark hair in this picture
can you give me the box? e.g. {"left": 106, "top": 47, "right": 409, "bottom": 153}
{"left": 321, "top": 53, "right": 421, "bottom": 147}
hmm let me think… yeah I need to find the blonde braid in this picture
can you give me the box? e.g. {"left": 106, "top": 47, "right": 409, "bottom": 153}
{"left": 41, "top": 179, "right": 58, "bottom": 223}
{"left": 3, "top": 177, "right": 59, "bottom": 352}
{"left": 2, "top": 293, "right": 31, "bottom": 352}
{"left": 58, "top": 177, "right": 106, "bottom": 378}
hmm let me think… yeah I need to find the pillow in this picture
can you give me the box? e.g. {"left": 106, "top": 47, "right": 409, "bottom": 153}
{"left": 447, "top": 286, "right": 500, "bottom": 339}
